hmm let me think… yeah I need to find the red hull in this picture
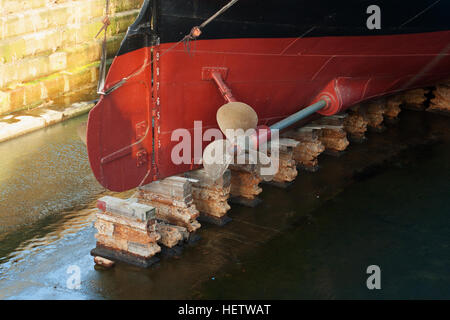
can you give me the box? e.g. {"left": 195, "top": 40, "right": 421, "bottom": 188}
{"left": 87, "top": 31, "right": 450, "bottom": 191}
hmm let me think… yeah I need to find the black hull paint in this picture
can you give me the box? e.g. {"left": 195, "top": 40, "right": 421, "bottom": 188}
{"left": 117, "top": 0, "right": 450, "bottom": 56}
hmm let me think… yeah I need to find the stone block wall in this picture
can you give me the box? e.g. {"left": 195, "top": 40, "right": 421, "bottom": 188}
{"left": 0, "top": 0, "right": 144, "bottom": 115}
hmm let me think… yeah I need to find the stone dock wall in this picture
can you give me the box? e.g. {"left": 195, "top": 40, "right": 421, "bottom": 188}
{"left": 0, "top": 0, "right": 143, "bottom": 115}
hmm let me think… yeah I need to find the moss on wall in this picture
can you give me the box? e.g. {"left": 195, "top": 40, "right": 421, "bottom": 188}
{"left": 0, "top": 0, "right": 144, "bottom": 115}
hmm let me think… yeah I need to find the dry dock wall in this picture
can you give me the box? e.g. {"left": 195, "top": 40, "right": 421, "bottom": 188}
{"left": 0, "top": 0, "right": 144, "bottom": 115}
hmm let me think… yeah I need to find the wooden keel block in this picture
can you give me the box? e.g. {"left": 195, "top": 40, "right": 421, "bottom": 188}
{"left": 264, "top": 138, "right": 299, "bottom": 187}
{"left": 94, "top": 256, "right": 115, "bottom": 268}
{"left": 92, "top": 196, "right": 162, "bottom": 267}
{"left": 310, "top": 115, "right": 350, "bottom": 155}
{"left": 96, "top": 196, "right": 156, "bottom": 222}
{"left": 283, "top": 128, "right": 325, "bottom": 172}
{"left": 427, "top": 81, "right": 450, "bottom": 115}
{"left": 320, "top": 126, "right": 350, "bottom": 155}
{"left": 94, "top": 233, "right": 162, "bottom": 257}
{"left": 95, "top": 215, "right": 160, "bottom": 244}
{"left": 385, "top": 95, "right": 403, "bottom": 123}
{"left": 184, "top": 169, "right": 232, "bottom": 225}
{"left": 229, "top": 164, "right": 263, "bottom": 207}
{"left": 138, "top": 177, "right": 201, "bottom": 233}
{"left": 359, "top": 99, "right": 387, "bottom": 132}
{"left": 401, "top": 88, "right": 430, "bottom": 111}
{"left": 138, "top": 176, "right": 194, "bottom": 207}
{"left": 91, "top": 246, "right": 160, "bottom": 269}
{"left": 301, "top": 124, "right": 349, "bottom": 156}
{"left": 156, "top": 223, "right": 197, "bottom": 256}
{"left": 343, "top": 106, "right": 369, "bottom": 143}
{"left": 139, "top": 198, "right": 201, "bottom": 233}
{"left": 156, "top": 223, "right": 184, "bottom": 248}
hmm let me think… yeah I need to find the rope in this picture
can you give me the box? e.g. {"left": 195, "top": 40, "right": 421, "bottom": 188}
{"left": 99, "top": 0, "right": 240, "bottom": 96}
{"left": 199, "top": 0, "right": 239, "bottom": 29}
{"left": 96, "top": 0, "right": 110, "bottom": 94}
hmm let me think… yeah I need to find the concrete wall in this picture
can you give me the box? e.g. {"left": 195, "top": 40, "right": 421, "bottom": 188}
{"left": 0, "top": 0, "right": 144, "bottom": 115}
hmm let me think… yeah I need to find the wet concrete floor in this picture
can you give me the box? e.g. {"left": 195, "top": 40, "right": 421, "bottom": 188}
{"left": 0, "top": 110, "right": 449, "bottom": 299}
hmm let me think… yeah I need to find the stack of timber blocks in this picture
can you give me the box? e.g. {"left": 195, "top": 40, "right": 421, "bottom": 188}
{"left": 354, "top": 99, "right": 387, "bottom": 132}
{"left": 400, "top": 88, "right": 430, "bottom": 111}
{"left": 307, "top": 114, "right": 350, "bottom": 156}
{"left": 346, "top": 97, "right": 401, "bottom": 136}
{"left": 265, "top": 138, "right": 299, "bottom": 188}
{"left": 92, "top": 176, "right": 204, "bottom": 267}
{"left": 365, "top": 99, "right": 388, "bottom": 131}
{"left": 138, "top": 176, "right": 201, "bottom": 245}
{"left": 0, "top": 0, "right": 144, "bottom": 115}
{"left": 229, "top": 163, "right": 263, "bottom": 207}
{"left": 184, "top": 169, "right": 232, "bottom": 226}
{"left": 428, "top": 80, "right": 450, "bottom": 115}
{"left": 344, "top": 106, "right": 369, "bottom": 142}
{"left": 385, "top": 95, "right": 403, "bottom": 123}
{"left": 283, "top": 127, "right": 325, "bottom": 172}
{"left": 91, "top": 196, "right": 161, "bottom": 268}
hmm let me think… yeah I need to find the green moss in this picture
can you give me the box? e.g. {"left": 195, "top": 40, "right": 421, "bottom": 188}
{"left": 0, "top": 39, "right": 27, "bottom": 64}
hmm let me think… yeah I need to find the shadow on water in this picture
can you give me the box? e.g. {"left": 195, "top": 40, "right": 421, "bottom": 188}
{"left": 0, "top": 110, "right": 449, "bottom": 299}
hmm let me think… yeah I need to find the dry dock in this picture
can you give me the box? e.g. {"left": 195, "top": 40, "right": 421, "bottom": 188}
{"left": 0, "top": 109, "right": 449, "bottom": 299}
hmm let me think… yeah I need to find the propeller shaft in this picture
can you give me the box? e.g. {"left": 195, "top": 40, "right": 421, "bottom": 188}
{"left": 248, "top": 100, "right": 327, "bottom": 151}
{"left": 270, "top": 99, "right": 327, "bottom": 131}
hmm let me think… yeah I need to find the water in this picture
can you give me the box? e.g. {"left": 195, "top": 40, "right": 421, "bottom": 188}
{"left": 0, "top": 110, "right": 448, "bottom": 299}
{"left": 199, "top": 140, "right": 450, "bottom": 299}
{"left": 0, "top": 114, "right": 102, "bottom": 231}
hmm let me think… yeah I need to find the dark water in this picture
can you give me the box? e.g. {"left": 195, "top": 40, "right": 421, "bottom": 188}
{"left": 200, "top": 138, "right": 450, "bottom": 299}
{"left": 0, "top": 110, "right": 449, "bottom": 299}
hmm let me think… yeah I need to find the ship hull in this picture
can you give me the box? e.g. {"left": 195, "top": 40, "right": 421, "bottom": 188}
{"left": 87, "top": 0, "right": 450, "bottom": 191}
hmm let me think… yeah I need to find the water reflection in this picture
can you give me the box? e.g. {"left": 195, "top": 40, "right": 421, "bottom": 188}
{"left": 0, "top": 114, "right": 103, "bottom": 231}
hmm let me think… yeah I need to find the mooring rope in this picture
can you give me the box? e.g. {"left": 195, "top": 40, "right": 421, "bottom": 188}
{"left": 199, "top": 0, "right": 239, "bottom": 29}
{"left": 98, "top": 0, "right": 240, "bottom": 96}
{"left": 96, "top": 0, "right": 110, "bottom": 94}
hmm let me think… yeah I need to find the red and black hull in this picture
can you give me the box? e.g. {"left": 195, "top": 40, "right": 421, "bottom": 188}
{"left": 87, "top": 0, "right": 450, "bottom": 191}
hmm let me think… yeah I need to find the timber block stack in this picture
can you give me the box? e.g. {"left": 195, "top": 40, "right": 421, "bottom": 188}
{"left": 428, "top": 81, "right": 450, "bottom": 115}
{"left": 229, "top": 164, "right": 263, "bottom": 207}
{"left": 155, "top": 222, "right": 189, "bottom": 254}
{"left": 184, "top": 169, "right": 232, "bottom": 226}
{"left": 384, "top": 95, "right": 403, "bottom": 123}
{"left": 359, "top": 99, "right": 387, "bottom": 132}
{"left": 264, "top": 138, "right": 299, "bottom": 188}
{"left": 283, "top": 127, "right": 325, "bottom": 172}
{"left": 138, "top": 176, "right": 201, "bottom": 242}
{"left": 304, "top": 115, "right": 350, "bottom": 156}
{"left": 401, "top": 88, "right": 430, "bottom": 111}
{"left": 344, "top": 105, "right": 369, "bottom": 143}
{"left": 318, "top": 126, "right": 350, "bottom": 156}
{"left": 91, "top": 196, "right": 161, "bottom": 268}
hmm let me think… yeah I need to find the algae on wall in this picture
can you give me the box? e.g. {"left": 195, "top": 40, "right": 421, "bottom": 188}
{"left": 0, "top": 0, "right": 144, "bottom": 115}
